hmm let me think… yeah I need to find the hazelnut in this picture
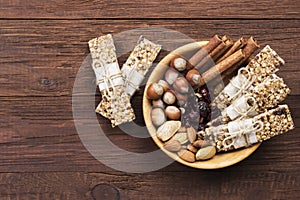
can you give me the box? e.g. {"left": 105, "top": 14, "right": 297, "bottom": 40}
{"left": 175, "top": 91, "right": 188, "bottom": 107}
{"left": 151, "top": 107, "right": 166, "bottom": 127}
{"left": 179, "top": 107, "right": 186, "bottom": 115}
{"left": 173, "top": 77, "right": 189, "bottom": 94}
{"left": 152, "top": 99, "right": 165, "bottom": 109}
{"left": 163, "top": 90, "right": 176, "bottom": 105}
{"left": 164, "top": 68, "right": 179, "bottom": 85}
{"left": 170, "top": 56, "right": 187, "bottom": 71}
{"left": 146, "top": 83, "right": 164, "bottom": 100}
{"left": 165, "top": 106, "right": 181, "bottom": 120}
{"left": 186, "top": 69, "right": 201, "bottom": 86}
{"left": 158, "top": 80, "right": 169, "bottom": 92}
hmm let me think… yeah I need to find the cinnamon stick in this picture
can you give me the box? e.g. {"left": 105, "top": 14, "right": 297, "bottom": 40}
{"left": 189, "top": 35, "right": 222, "bottom": 67}
{"left": 220, "top": 37, "right": 260, "bottom": 81}
{"left": 211, "top": 35, "right": 233, "bottom": 61}
{"left": 194, "top": 35, "right": 233, "bottom": 72}
{"left": 217, "top": 37, "right": 247, "bottom": 63}
{"left": 194, "top": 49, "right": 245, "bottom": 88}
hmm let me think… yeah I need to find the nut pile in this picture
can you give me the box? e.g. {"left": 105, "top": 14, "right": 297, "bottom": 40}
{"left": 147, "top": 55, "right": 217, "bottom": 162}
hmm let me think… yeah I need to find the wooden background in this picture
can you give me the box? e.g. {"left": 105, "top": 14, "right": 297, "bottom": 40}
{"left": 0, "top": 1, "right": 299, "bottom": 199}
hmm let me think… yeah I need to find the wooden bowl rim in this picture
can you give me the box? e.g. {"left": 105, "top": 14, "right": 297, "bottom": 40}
{"left": 142, "top": 41, "right": 260, "bottom": 169}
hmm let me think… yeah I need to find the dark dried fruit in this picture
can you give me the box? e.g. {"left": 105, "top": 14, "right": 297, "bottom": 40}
{"left": 198, "top": 101, "right": 210, "bottom": 118}
{"left": 199, "top": 86, "right": 211, "bottom": 103}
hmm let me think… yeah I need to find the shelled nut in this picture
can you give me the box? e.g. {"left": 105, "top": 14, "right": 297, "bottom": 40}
{"left": 151, "top": 107, "right": 166, "bottom": 127}
{"left": 158, "top": 80, "right": 170, "bottom": 92}
{"left": 163, "top": 90, "right": 176, "bottom": 105}
{"left": 165, "top": 68, "right": 179, "bottom": 85}
{"left": 187, "top": 144, "right": 198, "bottom": 153}
{"left": 170, "top": 56, "right": 187, "bottom": 71}
{"left": 163, "top": 140, "right": 181, "bottom": 152}
{"left": 187, "top": 126, "right": 197, "bottom": 143}
{"left": 195, "top": 146, "right": 216, "bottom": 160}
{"left": 146, "top": 83, "right": 164, "bottom": 100}
{"left": 186, "top": 69, "right": 201, "bottom": 86}
{"left": 165, "top": 106, "right": 181, "bottom": 120}
{"left": 157, "top": 121, "right": 181, "bottom": 142}
{"left": 171, "top": 131, "right": 188, "bottom": 144}
{"left": 175, "top": 91, "right": 188, "bottom": 107}
{"left": 177, "top": 149, "right": 195, "bottom": 163}
{"left": 193, "top": 139, "right": 210, "bottom": 148}
{"left": 152, "top": 99, "right": 165, "bottom": 109}
{"left": 173, "top": 77, "right": 189, "bottom": 94}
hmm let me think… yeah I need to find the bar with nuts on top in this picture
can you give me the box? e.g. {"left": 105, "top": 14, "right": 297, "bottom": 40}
{"left": 213, "top": 45, "right": 285, "bottom": 109}
{"left": 205, "top": 104, "right": 294, "bottom": 152}
{"left": 122, "top": 36, "right": 161, "bottom": 97}
{"left": 216, "top": 73, "right": 290, "bottom": 123}
{"left": 88, "top": 34, "right": 135, "bottom": 127}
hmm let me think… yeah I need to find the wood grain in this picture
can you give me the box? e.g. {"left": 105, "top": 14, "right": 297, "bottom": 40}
{"left": 0, "top": 0, "right": 299, "bottom": 199}
{"left": 0, "top": 0, "right": 299, "bottom": 19}
{"left": 0, "top": 20, "right": 299, "bottom": 97}
{"left": 0, "top": 97, "right": 299, "bottom": 173}
{"left": 0, "top": 171, "right": 299, "bottom": 199}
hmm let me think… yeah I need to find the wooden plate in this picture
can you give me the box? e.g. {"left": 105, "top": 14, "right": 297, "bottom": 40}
{"left": 142, "top": 41, "right": 260, "bottom": 169}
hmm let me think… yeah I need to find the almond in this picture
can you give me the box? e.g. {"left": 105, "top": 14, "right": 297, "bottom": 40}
{"left": 177, "top": 149, "right": 195, "bottom": 163}
{"left": 156, "top": 121, "right": 181, "bottom": 142}
{"left": 195, "top": 146, "right": 216, "bottom": 160}
{"left": 177, "top": 126, "right": 187, "bottom": 133}
{"left": 187, "top": 126, "right": 197, "bottom": 143}
{"left": 187, "top": 144, "right": 198, "bottom": 153}
{"left": 170, "top": 132, "right": 188, "bottom": 144}
{"left": 163, "top": 140, "right": 181, "bottom": 152}
{"left": 193, "top": 139, "right": 210, "bottom": 148}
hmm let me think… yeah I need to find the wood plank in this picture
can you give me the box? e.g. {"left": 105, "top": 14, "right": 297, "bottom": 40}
{"left": 0, "top": 171, "right": 299, "bottom": 199}
{"left": 0, "top": 119, "right": 299, "bottom": 173}
{"left": 0, "top": 0, "right": 299, "bottom": 19}
{"left": 1, "top": 95, "right": 300, "bottom": 122}
{"left": 0, "top": 20, "right": 299, "bottom": 97}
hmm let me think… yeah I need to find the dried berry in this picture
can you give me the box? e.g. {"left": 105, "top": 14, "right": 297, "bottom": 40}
{"left": 199, "top": 86, "right": 211, "bottom": 103}
{"left": 198, "top": 101, "right": 210, "bottom": 118}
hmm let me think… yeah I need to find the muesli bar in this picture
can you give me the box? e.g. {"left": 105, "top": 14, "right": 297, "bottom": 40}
{"left": 88, "top": 34, "right": 135, "bottom": 127}
{"left": 122, "top": 36, "right": 161, "bottom": 96}
{"left": 213, "top": 45, "right": 285, "bottom": 109}
{"left": 205, "top": 105, "right": 294, "bottom": 152}
{"left": 218, "top": 74, "right": 290, "bottom": 123}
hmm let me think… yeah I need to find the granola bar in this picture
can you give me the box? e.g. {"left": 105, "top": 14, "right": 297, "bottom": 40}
{"left": 206, "top": 105, "right": 294, "bottom": 152}
{"left": 213, "top": 45, "right": 285, "bottom": 109}
{"left": 122, "top": 36, "right": 161, "bottom": 96}
{"left": 88, "top": 34, "right": 135, "bottom": 127}
{"left": 219, "top": 74, "right": 290, "bottom": 122}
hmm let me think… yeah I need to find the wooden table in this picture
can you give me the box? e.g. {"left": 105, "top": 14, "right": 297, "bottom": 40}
{"left": 0, "top": 1, "right": 299, "bottom": 199}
